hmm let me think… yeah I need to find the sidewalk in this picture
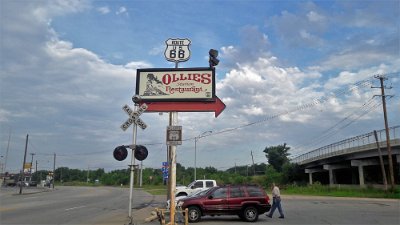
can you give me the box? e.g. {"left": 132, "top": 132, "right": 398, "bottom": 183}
{"left": 1, "top": 186, "right": 52, "bottom": 195}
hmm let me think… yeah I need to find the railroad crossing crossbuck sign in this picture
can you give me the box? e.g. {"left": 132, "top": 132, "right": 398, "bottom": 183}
{"left": 120, "top": 104, "right": 148, "bottom": 131}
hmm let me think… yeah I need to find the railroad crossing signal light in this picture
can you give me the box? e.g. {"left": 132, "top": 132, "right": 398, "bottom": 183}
{"left": 209, "top": 49, "right": 219, "bottom": 67}
{"left": 134, "top": 145, "right": 148, "bottom": 161}
{"left": 113, "top": 146, "right": 128, "bottom": 161}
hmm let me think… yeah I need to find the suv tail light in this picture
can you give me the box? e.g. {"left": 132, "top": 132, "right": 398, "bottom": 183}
{"left": 265, "top": 195, "right": 270, "bottom": 203}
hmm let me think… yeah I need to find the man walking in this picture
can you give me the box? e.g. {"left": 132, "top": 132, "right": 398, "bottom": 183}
{"left": 267, "top": 182, "right": 284, "bottom": 219}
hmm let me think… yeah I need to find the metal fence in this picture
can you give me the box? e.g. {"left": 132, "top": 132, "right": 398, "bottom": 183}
{"left": 291, "top": 125, "right": 400, "bottom": 164}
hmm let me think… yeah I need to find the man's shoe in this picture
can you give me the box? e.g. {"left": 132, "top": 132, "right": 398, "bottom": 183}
{"left": 279, "top": 216, "right": 284, "bottom": 219}
{"left": 266, "top": 215, "right": 272, "bottom": 218}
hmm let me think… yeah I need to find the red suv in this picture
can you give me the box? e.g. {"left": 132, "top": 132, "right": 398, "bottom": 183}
{"left": 178, "top": 184, "right": 271, "bottom": 223}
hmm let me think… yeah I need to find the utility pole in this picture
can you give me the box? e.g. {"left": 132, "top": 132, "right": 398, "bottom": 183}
{"left": 373, "top": 75, "right": 395, "bottom": 190}
{"left": 53, "top": 153, "right": 56, "bottom": 189}
{"left": 373, "top": 130, "right": 388, "bottom": 191}
{"left": 19, "top": 134, "right": 28, "bottom": 194}
{"left": 35, "top": 160, "right": 38, "bottom": 183}
{"left": 251, "top": 151, "right": 256, "bottom": 176}
{"left": 168, "top": 111, "right": 178, "bottom": 225}
{"left": 4, "top": 128, "right": 11, "bottom": 174}
{"left": 86, "top": 165, "right": 90, "bottom": 183}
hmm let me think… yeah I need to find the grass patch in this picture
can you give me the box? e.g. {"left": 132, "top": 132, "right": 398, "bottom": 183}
{"left": 141, "top": 184, "right": 168, "bottom": 195}
{"left": 55, "top": 181, "right": 103, "bottom": 187}
{"left": 283, "top": 183, "right": 400, "bottom": 199}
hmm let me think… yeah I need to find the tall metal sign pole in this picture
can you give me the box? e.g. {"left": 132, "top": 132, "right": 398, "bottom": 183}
{"left": 165, "top": 38, "right": 190, "bottom": 225}
{"left": 135, "top": 39, "right": 225, "bottom": 225}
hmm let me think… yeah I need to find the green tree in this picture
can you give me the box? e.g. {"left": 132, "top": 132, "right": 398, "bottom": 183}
{"left": 282, "top": 162, "right": 307, "bottom": 184}
{"left": 263, "top": 143, "right": 290, "bottom": 172}
{"left": 265, "top": 165, "right": 282, "bottom": 186}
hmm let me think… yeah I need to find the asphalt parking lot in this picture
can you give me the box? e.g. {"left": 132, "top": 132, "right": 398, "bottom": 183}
{"left": 132, "top": 195, "right": 400, "bottom": 225}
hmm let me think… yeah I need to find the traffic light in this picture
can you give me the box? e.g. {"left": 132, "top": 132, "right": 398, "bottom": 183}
{"left": 209, "top": 49, "right": 219, "bottom": 67}
{"left": 134, "top": 145, "right": 148, "bottom": 161}
{"left": 113, "top": 146, "right": 128, "bottom": 161}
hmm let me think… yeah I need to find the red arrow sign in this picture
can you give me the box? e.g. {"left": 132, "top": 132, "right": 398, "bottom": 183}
{"left": 140, "top": 96, "right": 226, "bottom": 118}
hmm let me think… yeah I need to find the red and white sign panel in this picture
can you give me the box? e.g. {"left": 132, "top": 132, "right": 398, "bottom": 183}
{"left": 136, "top": 68, "right": 215, "bottom": 102}
{"left": 140, "top": 97, "right": 226, "bottom": 118}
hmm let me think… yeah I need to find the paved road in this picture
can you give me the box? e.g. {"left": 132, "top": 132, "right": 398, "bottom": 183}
{"left": 1, "top": 186, "right": 399, "bottom": 225}
{"left": 0, "top": 186, "right": 160, "bottom": 225}
{"left": 190, "top": 196, "right": 400, "bottom": 225}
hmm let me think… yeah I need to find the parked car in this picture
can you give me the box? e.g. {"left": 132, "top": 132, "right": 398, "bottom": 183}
{"left": 179, "top": 184, "right": 271, "bottom": 223}
{"left": 176, "top": 179, "right": 217, "bottom": 197}
{"left": 2, "top": 175, "right": 17, "bottom": 187}
{"left": 28, "top": 181, "right": 37, "bottom": 187}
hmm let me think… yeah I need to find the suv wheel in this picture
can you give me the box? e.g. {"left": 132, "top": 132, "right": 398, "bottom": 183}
{"left": 188, "top": 206, "right": 201, "bottom": 223}
{"left": 177, "top": 192, "right": 187, "bottom": 197}
{"left": 242, "top": 206, "right": 259, "bottom": 222}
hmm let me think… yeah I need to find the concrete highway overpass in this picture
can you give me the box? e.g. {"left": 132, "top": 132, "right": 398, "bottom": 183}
{"left": 291, "top": 125, "right": 400, "bottom": 188}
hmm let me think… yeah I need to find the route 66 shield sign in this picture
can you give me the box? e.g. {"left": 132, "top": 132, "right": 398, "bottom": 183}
{"left": 164, "top": 38, "right": 191, "bottom": 63}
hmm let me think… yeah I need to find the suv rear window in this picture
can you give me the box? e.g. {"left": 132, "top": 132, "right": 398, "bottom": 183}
{"left": 211, "top": 187, "right": 228, "bottom": 199}
{"left": 230, "top": 187, "right": 245, "bottom": 198}
{"left": 205, "top": 181, "right": 214, "bottom": 187}
{"left": 246, "top": 186, "right": 264, "bottom": 197}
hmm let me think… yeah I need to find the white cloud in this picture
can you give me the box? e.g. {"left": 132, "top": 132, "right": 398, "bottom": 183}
{"left": 149, "top": 44, "right": 165, "bottom": 56}
{"left": 97, "top": 6, "right": 110, "bottom": 14}
{"left": 269, "top": 9, "right": 326, "bottom": 48}
{"left": 0, "top": 1, "right": 152, "bottom": 171}
{"left": 1, "top": 1, "right": 398, "bottom": 172}
{"left": 307, "top": 11, "right": 325, "bottom": 22}
{"left": 125, "top": 61, "right": 153, "bottom": 69}
{"left": 116, "top": 6, "right": 128, "bottom": 15}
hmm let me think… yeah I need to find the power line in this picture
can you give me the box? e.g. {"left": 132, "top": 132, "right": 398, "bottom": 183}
{"left": 291, "top": 100, "right": 383, "bottom": 157}
{"left": 292, "top": 97, "right": 379, "bottom": 152}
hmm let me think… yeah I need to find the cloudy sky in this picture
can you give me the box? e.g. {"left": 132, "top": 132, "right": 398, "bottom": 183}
{"left": 1, "top": 0, "right": 399, "bottom": 173}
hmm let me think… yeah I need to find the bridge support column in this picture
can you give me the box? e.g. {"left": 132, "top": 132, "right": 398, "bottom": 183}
{"left": 323, "top": 164, "right": 350, "bottom": 187}
{"left": 305, "top": 168, "right": 324, "bottom": 185}
{"left": 358, "top": 165, "right": 365, "bottom": 188}
{"left": 351, "top": 159, "right": 381, "bottom": 188}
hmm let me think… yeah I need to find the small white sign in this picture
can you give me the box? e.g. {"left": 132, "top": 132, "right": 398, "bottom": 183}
{"left": 166, "top": 126, "right": 182, "bottom": 146}
{"left": 164, "top": 38, "right": 191, "bottom": 63}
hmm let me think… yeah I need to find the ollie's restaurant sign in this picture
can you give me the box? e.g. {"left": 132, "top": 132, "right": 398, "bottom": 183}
{"left": 136, "top": 68, "right": 215, "bottom": 101}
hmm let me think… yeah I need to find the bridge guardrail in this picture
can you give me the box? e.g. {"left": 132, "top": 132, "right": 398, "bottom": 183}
{"left": 291, "top": 125, "right": 399, "bottom": 165}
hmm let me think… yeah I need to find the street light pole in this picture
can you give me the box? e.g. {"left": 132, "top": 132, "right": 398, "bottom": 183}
{"left": 194, "top": 137, "right": 197, "bottom": 181}
{"left": 194, "top": 131, "right": 212, "bottom": 181}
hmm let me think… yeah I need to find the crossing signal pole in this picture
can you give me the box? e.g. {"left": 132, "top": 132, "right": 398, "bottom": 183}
{"left": 372, "top": 75, "right": 395, "bottom": 190}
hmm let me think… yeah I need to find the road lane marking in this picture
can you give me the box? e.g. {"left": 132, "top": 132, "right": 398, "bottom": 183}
{"left": 23, "top": 196, "right": 38, "bottom": 200}
{"left": 0, "top": 207, "right": 17, "bottom": 212}
{"left": 65, "top": 205, "right": 87, "bottom": 211}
